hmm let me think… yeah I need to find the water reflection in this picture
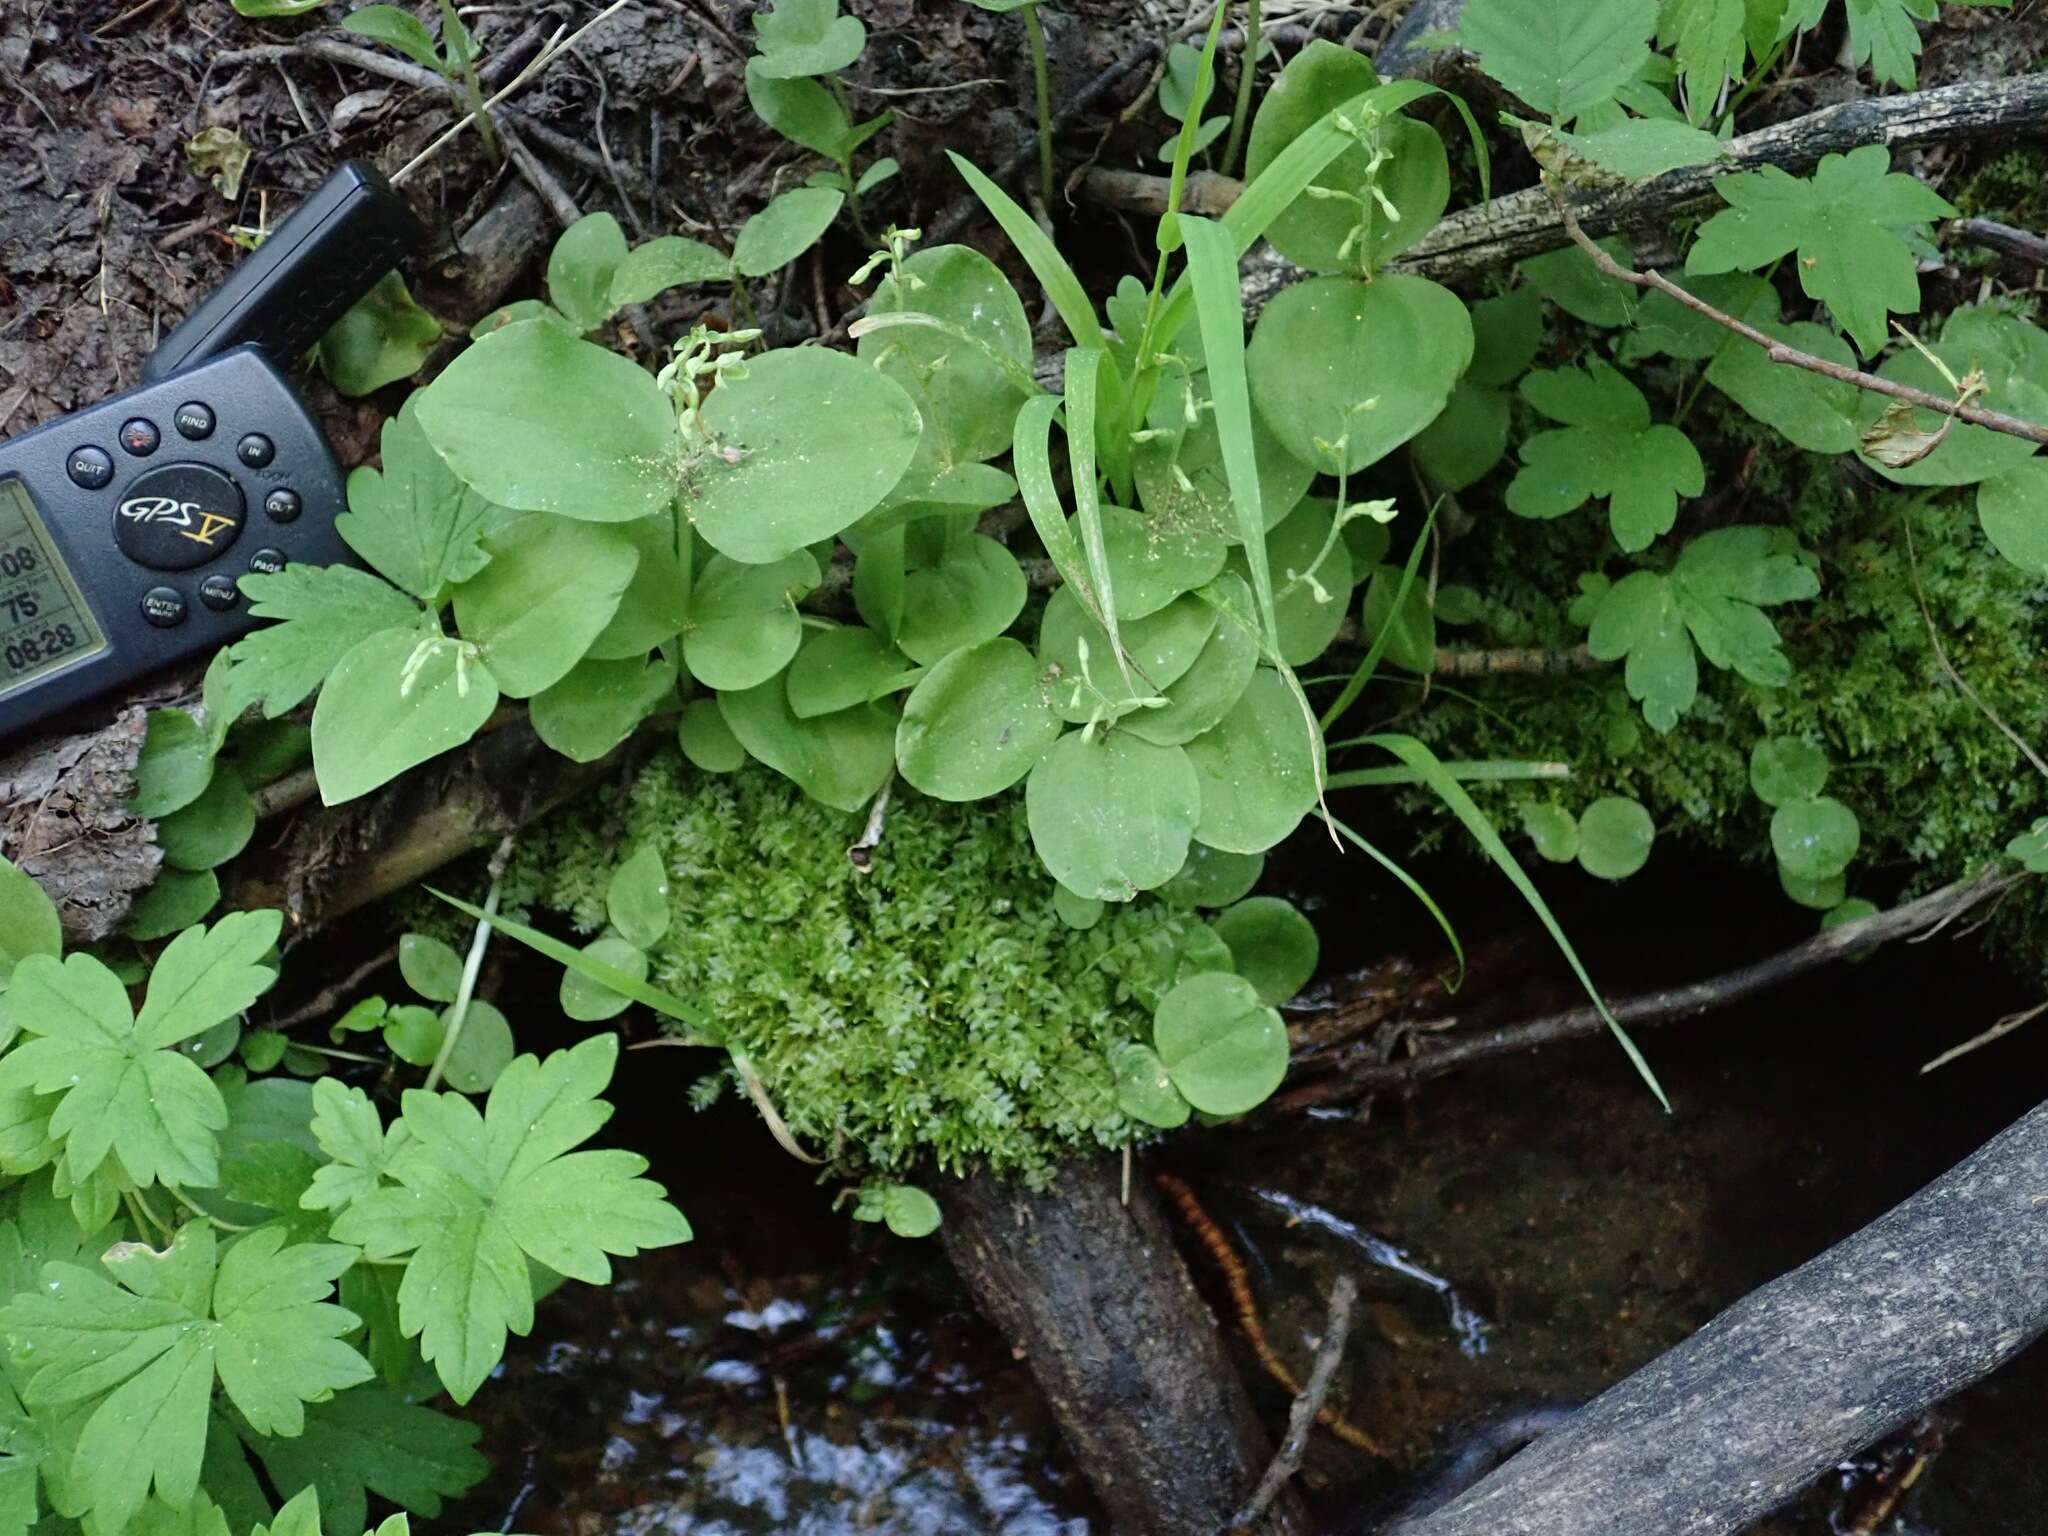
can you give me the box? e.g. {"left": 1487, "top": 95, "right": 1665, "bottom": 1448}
{"left": 443, "top": 1107, "right": 1098, "bottom": 1536}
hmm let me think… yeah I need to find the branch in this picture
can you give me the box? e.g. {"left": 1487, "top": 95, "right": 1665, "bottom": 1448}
{"left": 1548, "top": 189, "right": 2048, "bottom": 449}
{"left": 1228, "top": 1274, "right": 1359, "bottom": 1534}
{"left": 1390, "top": 1091, "right": 2048, "bottom": 1536}
{"left": 1278, "top": 868, "right": 2020, "bottom": 1108}
{"left": 1951, "top": 215, "right": 2048, "bottom": 268}
{"left": 1081, "top": 74, "right": 2048, "bottom": 291}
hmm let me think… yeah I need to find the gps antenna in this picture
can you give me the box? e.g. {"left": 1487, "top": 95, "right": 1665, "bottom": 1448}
{"left": 142, "top": 160, "right": 426, "bottom": 384}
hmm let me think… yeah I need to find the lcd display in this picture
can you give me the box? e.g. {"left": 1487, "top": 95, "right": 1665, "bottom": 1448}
{"left": 0, "top": 477, "right": 107, "bottom": 700}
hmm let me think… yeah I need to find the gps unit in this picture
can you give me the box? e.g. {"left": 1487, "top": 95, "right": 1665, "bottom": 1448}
{"left": 0, "top": 161, "right": 422, "bottom": 745}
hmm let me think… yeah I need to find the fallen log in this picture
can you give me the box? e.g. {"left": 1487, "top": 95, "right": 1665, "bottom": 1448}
{"left": 1387, "top": 1093, "right": 2048, "bottom": 1536}
{"left": 1077, "top": 74, "right": 2048, "bottom": 293}
{"left": 940, "top": 1157, "right": 1311, "bottom": 1535}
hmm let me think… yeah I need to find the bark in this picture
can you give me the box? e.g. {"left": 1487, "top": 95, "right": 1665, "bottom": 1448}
{"left": 1078, "top": 73, "right": 2048, "bottom": 295}
{"left": 221, "top": 714, "right": 653, "bottom": 936}
{"left": 1389, "top": 1095, "right": 2048, "bottom": 1536}
{"left": 940, "top": 1157, "right": 1309, "bottom": 1536}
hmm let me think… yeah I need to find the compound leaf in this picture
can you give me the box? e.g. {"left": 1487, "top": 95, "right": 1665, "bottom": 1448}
{"left": 328, "top": 1035, "right": 690, "bottom": 1404}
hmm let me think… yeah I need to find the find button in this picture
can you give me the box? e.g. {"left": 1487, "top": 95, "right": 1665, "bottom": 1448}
{"left": 173, "top": 403, "right": 215, "bottom": 440}
{"left": 114, "top": 462, "right": 247, "bottom": 571}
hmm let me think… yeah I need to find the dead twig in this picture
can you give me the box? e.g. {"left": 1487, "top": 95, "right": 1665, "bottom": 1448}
{"left": 1280, "top": 868, "right": 2023, "bottom": 1106}
{"left": 847, "top": 771, "right": 894, "bottom": 872}
{"left": 265, "top": 944, "right": 399, "bottom": 1033}
{"left": 1548, "top": 187, "right": 2048, "bottom": 449}
{"left": 1228, "top": 1274, "right": 1360, "bottom": 1534}
{"left": 1155, "top": 1173, "right": 1387, "bottom": 1456}
{"left": 1949, "top": 216, "right": 2048, "bottom": 268}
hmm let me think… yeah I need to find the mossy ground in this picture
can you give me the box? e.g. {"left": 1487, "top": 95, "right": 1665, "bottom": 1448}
{"left": 1387, "top": 395, "right": 2048, "bottom": 960}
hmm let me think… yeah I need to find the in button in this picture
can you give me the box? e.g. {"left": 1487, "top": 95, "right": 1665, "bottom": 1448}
{"left": 237, "top": 433, "right": 275, "bottom": 468}
{"left": 114, "top": 462, "right": 248, "bottom": 571}
{"left": 140, "top": 586, "right": 187, "bottom": 627}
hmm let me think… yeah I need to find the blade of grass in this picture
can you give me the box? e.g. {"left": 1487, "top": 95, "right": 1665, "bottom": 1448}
{"left": 1320, "top": 501, "right": 1436, "bottom": 730}
{"left": 430, "top": 888, "right": 721, "bottom": 1043}
{"left": 1152, "top": 81, "right": 1492, "bottom": 350}
{"left": 1180, "top": 215, "right": 1276, "bottom": 644}
{"left": 1347, "top": 735, "right": 1670, "bottom": 1110}
{"left": 1063, "top": 346, "right": 1134, "bottom": 687}
{"left": 1327, "top": 812, "right": 1464, "bottom": 979}
{"left": 947, "top": 150, "right": 1105, "bottom": 352}
{"left": 1015, "top": 393, "right": 1113, "bottom": 634}
{"left": 1327, "top": 760, "right": 1571, "bottom": 788}
{"left": 1182, "top": 211, "right": 1333, "bottom": 829}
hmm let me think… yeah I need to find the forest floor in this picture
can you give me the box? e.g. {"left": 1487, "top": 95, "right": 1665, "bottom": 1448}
{"left": 6, "top": 1, "right": 2048, "bottom": 1532}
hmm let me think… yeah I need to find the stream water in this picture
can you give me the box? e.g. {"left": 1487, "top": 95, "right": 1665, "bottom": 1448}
{"left": 442, "top": 856, "right": 2048, "bottom": 1535}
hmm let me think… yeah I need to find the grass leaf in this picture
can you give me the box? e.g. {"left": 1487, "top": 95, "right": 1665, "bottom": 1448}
{"left": 1348, "top": 735, "right": 1670, "bottom": 1109}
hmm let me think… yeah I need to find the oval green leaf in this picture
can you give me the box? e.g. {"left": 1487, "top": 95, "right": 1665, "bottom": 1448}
{"left": 1024, "top": 730, "right": 1200, "bottom": 901}
{"left": 1152, "top": 971, "right": 1288, "bottom": 1117}
{"left": 896, "top": 638, "right": 1063, "bottom": 801}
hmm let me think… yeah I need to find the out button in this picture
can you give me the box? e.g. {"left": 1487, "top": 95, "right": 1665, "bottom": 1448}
{"left": 114, "top": 462, "right": 247, "bottom": 571}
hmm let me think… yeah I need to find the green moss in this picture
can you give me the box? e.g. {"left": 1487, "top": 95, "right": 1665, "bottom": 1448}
{"left": 1394, "top": 417, "right": 2048, "bottom": 948}
{"left": 1954, "top": 146, "right": 2048, "bottom": 228}
{"left": 497, "top": 752, "right": 1227, "bottom": 1187}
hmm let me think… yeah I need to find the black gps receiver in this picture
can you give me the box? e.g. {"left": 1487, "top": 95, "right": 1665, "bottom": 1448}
{"left": 0, "top": 161, "right": 423, "bottom": 745}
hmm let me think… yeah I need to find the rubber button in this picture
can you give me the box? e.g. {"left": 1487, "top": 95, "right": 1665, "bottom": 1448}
{"left": 199, "top": 574, "right": 241, "bottom": 611}
{"left": 119, "top": 419, "right": 160, "bottom": 457}
{"left": 247, "top": 547, "right": 287, "bottom": 576}
{"left": 113, "top": 462, "right": 247, "bottom": 571}
{"left": 264, "top": 488, "right": 302, "bottom": 523}
{"left": 67, "top": 446, "right": 114, "bottom": 490}
{"left": 237, "top": 433, "right": 275, "bottom": 468}
{"left": 140, "top": 586, "right": 186, "bottom": 627}
{"left": 173, "top": 402, "right": 215, "bottom": 440}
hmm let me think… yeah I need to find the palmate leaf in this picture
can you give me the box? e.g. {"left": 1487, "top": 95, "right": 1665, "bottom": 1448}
{"left": 327, "top": 1035, "right": 690, "bottom": 1403}
{"left": 1585, "top": 526, "right": 1820, "bottom": 730}
{"left": 226, "top": 567, "right": 422, "bottom": 720}
{"left": 1687, "top": 145, "right": 1955, "bottom": 355}
{"left": 336, "top": 400, "right": 504, "bottom": 603}
{"left": 1460, "top": 0, "right": 1657, "bottom": 121}
{"left": 0, "top": 912, "right": 282, "bottom": 1190}
{"left": 233, "top": 1386, "right": 487, "bottom": 1536}
{"left": 1506, "top": 362, "right": 1704, "bottom": 551}
{"left": 0, "top": 1223, "right": 370, "bottom": 1534}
